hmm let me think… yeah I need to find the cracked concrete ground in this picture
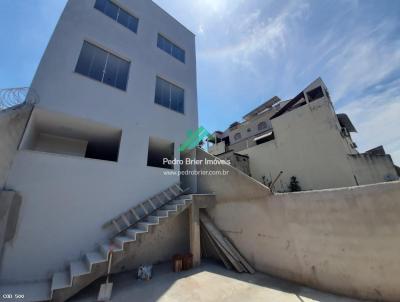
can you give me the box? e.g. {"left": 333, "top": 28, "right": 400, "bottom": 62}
{"left": 71, "top": 260, "right": 364, "bottom": 302}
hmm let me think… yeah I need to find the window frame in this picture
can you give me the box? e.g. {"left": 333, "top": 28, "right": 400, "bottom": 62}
{"left": 94, "top": 0, "right": 139, "bottom": 34}
{"left": 75, "top": 40, "right": 131, "bottom": 91}
{"left": 154, "top": 76, "right": 185, "bottom": 114}
{"left": 157, "top": 34, "right": 186, "bottom": 64}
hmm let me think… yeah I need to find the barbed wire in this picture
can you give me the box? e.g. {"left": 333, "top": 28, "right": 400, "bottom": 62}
{"left": 0, "top": 87, "right": 39, "bottom": 111}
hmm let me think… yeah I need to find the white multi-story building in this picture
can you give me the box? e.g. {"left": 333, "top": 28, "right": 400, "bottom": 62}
{"left": 1, "top": 0, "right": 197, "bottom": 282}
{"left": 208, "top": 78, "right": 398, "bottom": 191}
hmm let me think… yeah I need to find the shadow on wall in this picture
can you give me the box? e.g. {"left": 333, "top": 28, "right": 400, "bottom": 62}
{"left": 0, "top": 191, "right": 22, "bottom": 272}
{"left": 0, "top": 105, "right": 33, "bottom": 189}
{"left": 188, "top": 147, "right": 400, "bottom": 302}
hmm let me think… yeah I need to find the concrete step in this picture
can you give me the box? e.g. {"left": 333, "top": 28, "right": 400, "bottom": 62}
{"left": 85, "top": 251, "right": 107, "bottom": 268}
{"left": 70, "top": 260, "right": 90, "bottom": 279}
{"left": 177, "top": 194, "right": 192, "bottom": 200}
{"left": 51, "top": 271, "right": 70, "bottom": 291}
{"left": 161, "top": 204, "right": 178, "bottom": 211}
{"left": 100, "top": 243, "right": 123, "bottom": 258}
{"left": 114, "top": 235, "right": 135, "bottom": 248}
{"left": 145, "top": 215, "right": 161, "bottom": 223}
{"left": 0, "top": 281, "right": 51, "bottom": 302}
{"left": 156, "top": 210, "right": 170, "bottom": 217}
{"left": 169, "top": 200, "right": 186, "bottom": 206}
{"left": 126, "top": 227, "right": 147, "bottom": 239}
{"left": 137, "top": 221, "right": 158, "bottom": 231}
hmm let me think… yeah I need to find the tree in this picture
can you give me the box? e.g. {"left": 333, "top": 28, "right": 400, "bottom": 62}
{"left": 288, "top": 176, "right": 301, "bottom": 192}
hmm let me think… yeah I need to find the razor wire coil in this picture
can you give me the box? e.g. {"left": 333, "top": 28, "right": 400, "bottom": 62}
{"left": 0, "top": 87, "right": 39, "bottom": 111}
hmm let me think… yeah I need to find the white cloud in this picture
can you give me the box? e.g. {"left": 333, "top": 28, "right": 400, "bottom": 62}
{"left": 338, "top": 79, "right": 400, "bottom": 164}
{"left": 198, "top": 1, "right": 309, "bottom": 67}
{"left": 324, "top": 21, "right": 400, "bottom": 102}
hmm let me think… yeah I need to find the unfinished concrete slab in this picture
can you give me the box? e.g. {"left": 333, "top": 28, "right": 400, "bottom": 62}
{"left": 70, "top": 261, "right": 362, "bottom": 302}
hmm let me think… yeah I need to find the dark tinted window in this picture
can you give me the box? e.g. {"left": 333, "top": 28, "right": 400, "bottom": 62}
{"left": 157, "top": 34, "right": 185, "bottom": 63}
{"left": 172, "top": 45, "right": 185, "bottom": 62}
{"left": 155, "top": 77, "right": 184, "bottom": 114}
{"left": 75, "top": 42, "right": 94, "bottom": 76}
{"left": 103, "top": 54, "right": 120, "bottom": 87}
{"left": 94, "top": 0, "right": 107, "bottom": 11}
{"left": 89, "top": 46, "right": 108, "bottom": 81}
{"left": 75, "top": 41, "right": 130, "bottom": 91}
{"left": 95, "top": 0, "right": 139, "bottom": 33}
{"left": 307, "top": 86, "right": 324, "bottom": 102}
{"left": 116, "top": 60, "right": 130, "bottom": 90}
{"left": 258, "top": 121, "right": 268, "bottom": 131}
{"left": 127, "top": 16, "right": 139, "bottom": 33}
{"left": 117, "top": 9, "right": 130, "bottom": 28}
{"left": 103, "top": 0, "right": 118, "bottom": 19}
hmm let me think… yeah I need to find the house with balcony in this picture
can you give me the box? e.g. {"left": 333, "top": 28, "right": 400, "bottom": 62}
{"left": 208, "top": 78, "right": 398, "bottom": 191}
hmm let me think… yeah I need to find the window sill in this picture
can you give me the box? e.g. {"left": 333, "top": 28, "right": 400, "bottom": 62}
{"left": 73, "top": 71, "right": 129, "bottom": 93}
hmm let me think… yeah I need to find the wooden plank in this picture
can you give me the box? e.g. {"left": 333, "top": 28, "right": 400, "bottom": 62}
{"left": 201, "top": 224, "right": 232, "bottom": 270}
{"left": 200, "top": 213, "right": 248, "bottom": 273}
{"left": 201, "top": 221, "right": 245, "bottom": 272}
{"left": 210, "top": 232, "right": 245, "bottom": 273}
{"left": 224, "top": 237, "right": 255, "bottom": 274}
{"left": 200, "top": 213, "right": 238, "bottom": 260}
{"left": 200, "top": 225, "right": 208, "bottom": 258}
{"left": 203, "top": 224, "right": 240, "bottom": 263}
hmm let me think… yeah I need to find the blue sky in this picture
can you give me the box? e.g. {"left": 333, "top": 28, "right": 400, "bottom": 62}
{"left": 0, "top": 0, "right": 399, "bottom": 164}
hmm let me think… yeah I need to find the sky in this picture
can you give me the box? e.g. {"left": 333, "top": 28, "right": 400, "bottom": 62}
{"left": 0, "top": 0, "right": 399, "bottom": 164}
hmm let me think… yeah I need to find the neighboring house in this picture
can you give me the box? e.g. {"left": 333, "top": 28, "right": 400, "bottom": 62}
{"left": 1, "top": 0, "right": 197, "bottom": 282}
{"left": 208, "top": 78, "right": 398, "bottom": 191}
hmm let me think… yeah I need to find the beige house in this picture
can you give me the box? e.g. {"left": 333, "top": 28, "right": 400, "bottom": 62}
{"left": 208, "top": 78, "right": 398, "bottom": 191}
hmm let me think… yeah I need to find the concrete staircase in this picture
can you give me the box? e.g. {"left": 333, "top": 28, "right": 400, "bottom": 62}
{"left": 0, "top": 194, "right": 193, "bottom": 302}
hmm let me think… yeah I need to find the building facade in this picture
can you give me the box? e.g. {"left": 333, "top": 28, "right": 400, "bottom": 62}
{"left": 208, "top": 78, "right": 398, "bottom": 191}
{"left": 1, "top": 0, "right": 197, "bottom": 282}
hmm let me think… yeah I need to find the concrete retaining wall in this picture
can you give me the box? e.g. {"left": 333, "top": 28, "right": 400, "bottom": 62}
{"left": 348, "top": 153, "right": 398, "bottom": 184}
{"left": 195, "top": 148, "right": 400, "bottom": 302}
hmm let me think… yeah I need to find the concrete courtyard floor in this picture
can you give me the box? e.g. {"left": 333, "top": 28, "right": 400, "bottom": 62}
{"left": 71, "top": 260, "right": 364, "bottom": 302}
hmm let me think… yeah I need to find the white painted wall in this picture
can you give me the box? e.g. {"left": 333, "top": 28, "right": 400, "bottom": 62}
{"left": 239, "top": 97, "right": 398, "bottom": 191}
{"left": 1, "top": 0, "right": 197, "bottom": 282}
{"left": 194, "top": 148, "right": 400, "bottom": 302}
{"left": 0, "top": 106, "right": 32, "bottom": 189}
{"left": 34, "top": 134, "right": 88, "bottom": 157}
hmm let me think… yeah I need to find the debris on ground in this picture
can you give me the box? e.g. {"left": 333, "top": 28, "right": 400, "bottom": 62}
{"left": 200, "top": 212, "right": 255, "bottom": 274}
{"left": 137, "top": 265, "right": 152, "bottom": 280}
